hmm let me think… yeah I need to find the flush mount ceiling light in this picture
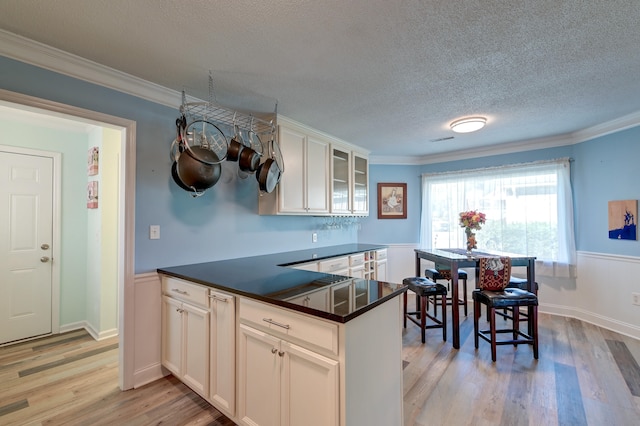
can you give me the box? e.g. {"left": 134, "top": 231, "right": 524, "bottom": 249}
{"left": 450, "top": 117, "right": 487, "bottom": 133}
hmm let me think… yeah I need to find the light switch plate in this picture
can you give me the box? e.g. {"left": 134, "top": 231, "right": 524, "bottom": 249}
{"left": 150, "top": 225, "right": 160, "bottom": 240}
{"left": 312, "top": 232, "right": 318, "bottom": 243}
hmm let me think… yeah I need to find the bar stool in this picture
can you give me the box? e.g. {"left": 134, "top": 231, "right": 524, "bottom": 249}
{"left": 472, "top": 257, "right": 539, "bottom": 362}
{"left": 424, "top": 268, "right": 468, "bottom": 316}
{"left": 403, "top": 277, "right": 447, "bottom": 343}
{"left": 495, "top": 277, "right": 539, "bottom": 322}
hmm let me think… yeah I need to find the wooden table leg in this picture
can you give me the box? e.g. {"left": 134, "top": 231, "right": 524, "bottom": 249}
{"left": 451, "top": 261, "right": 460, "bottom": 349}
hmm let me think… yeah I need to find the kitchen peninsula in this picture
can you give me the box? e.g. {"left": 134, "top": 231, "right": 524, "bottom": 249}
{"left": 157, "top": 244, "right": 406, "bottom": 426}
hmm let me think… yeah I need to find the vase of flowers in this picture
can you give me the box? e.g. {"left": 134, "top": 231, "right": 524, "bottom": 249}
{"left": 459, "top": 210, "right": 486, "bottom": 255}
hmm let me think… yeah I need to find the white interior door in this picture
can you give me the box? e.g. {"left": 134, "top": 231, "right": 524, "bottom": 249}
{"left": 0, "top": 150, "right": 53, "bottom": 344}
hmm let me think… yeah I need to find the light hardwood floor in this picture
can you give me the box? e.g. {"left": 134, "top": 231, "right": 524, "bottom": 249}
{"left": 1, "top": 307, "right": 639, "bottom": 426}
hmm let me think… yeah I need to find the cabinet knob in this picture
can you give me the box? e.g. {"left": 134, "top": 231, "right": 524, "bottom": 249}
{"left": 278, "top": 351, "right": 285, "bottom": 357}
{"left": 271, "top": 348, "right": 278, "bottom": 354}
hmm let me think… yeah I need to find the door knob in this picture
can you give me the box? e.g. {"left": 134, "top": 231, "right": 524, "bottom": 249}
{"left": 41, "top": 243, "right": 50, "bottom": 250}
{"left": 40, "top": 256, "right": 50, "bottom": 263}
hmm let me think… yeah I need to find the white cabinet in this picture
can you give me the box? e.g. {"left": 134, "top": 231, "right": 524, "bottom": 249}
{"left": 331, "top": 145, "right": 369, "bottom": 216}
{"left": 161, "top": 277, "right": 236, "bottom": 415}
{"left": 352, "top": 152, "right": 369, "bottom": 215}
{"left": 161, "top": 285, "right": 210, "bottom": 398}
{"left": 287, "top": 287, "right": 330, "bottom": 311}
{"left": 374, "top": 249, "right": 388, "bottom": 281}
{"left": 259, "top": 116, "right": 369, "bottom": 217}
{"left": 208, "top": 290, "right": 236, "bottom": 417}
{"left": 259, "top": 122, "right": 330, "bottom": 215}
{"left": 238, "top": 294, "right": 403, "bottom": 426}
{"left": 238, "top": 299, "right": 340, "bottom": 426}
{"left": 289, "top": 261, "right": 318, "bottom": 272}
{"left": 318, "top": 256, "right": 349, "bottom": 276}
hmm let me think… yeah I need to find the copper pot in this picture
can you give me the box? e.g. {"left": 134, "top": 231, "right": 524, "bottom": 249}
{"left": 238, "top": 146, "right": 261, "bottom": 172}
{"left": 176, "top": 146, "right": 222, "bottom": 191}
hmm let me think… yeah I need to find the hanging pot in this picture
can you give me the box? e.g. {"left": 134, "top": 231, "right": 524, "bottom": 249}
{"left": 256, "top": 157, "right": 281, "bottom": 193}
{"left": 227, "top": 126, "right": 245, "bottom": 162}
{"left": 238, "top": 146, "right": 261, "bottom": 172}
{"left": 176, "top": 146, "right": 222, "bottom": 191}
{"left": 171, "top": 160, "right": 191, "bottom": 191}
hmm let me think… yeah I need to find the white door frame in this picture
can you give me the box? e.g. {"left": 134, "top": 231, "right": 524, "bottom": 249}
{"left": 0, "top": 88, "right": 137, "bottom": 391}
{"left": 0, "top": 145, "right": 61, "bottom": 339}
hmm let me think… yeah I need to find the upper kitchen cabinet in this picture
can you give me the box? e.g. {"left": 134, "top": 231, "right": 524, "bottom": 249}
{"left": 259, "top": 119, "right": 330, "bottom": 215}
{"left": 259, "top": 116, "right": 369, "bottom": 216}
{"left": 331, "top": 145, "right": 369, "bottom": 216}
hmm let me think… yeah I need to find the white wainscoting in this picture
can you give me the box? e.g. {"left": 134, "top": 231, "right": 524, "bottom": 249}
{"left": 132, "top": 271, "right": 165, "bottom": 388}
{"left": 540, "top": 251, "right": 640, "bottom": 340}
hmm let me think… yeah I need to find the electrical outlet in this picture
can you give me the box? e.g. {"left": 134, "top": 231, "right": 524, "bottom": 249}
{"left": 312, "top": 232, "right": 318, "bottom": 243}
{"left": 633, "top": 292, "right": 640, "bottom": 306}
{"left": 150, "top": 225, "right": 160, "bottom": 240}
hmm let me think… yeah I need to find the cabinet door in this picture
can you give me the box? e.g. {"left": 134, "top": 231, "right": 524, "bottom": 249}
{"left": 306, "top": 136, "right": 330, "bottom": 213}
{"left": 281, "top": 341, "right": 339, "bottom": 426}
{"left": 375, "top": 260, "right": 388, "bottom": 281}
{"left": 161, "top": 295, "right": 183, "bottom": 376}
{"left": 278, "top": 125, "right": 307, "bottom": 213}
{"left": 349, "top": 265, "right": 365, "bottom": 278}
{"left": 288, "top": 287, "right": 332, "bottom": 311}
{"left": 238, "top": 324, "right": 281, "bottom": 426}
{"left": 182, "top": 302, "right": 210, "bottom": 397}
{"left": 331, "top": 146, "right": 351, "bottom": 214}
{"left": 210, "top": 291, "right": 236, "bottom": 416}
{"left": 352, "top": 153, "right": 369, "bottom": 215}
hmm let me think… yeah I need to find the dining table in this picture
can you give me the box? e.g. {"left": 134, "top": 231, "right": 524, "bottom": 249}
{"left": 414, "top": 248, "right": 536, "bottom": 349}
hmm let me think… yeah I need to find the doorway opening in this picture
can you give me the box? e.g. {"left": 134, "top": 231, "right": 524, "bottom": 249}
{"left": 0, "top": 88, "right": 136, "bottom": 390}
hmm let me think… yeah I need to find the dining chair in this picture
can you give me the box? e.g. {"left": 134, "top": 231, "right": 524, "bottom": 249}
{"left": 403, "top": 277, "right": 447, "bottom": 343}
{"left": 472, "top": 257, "right": 538, "bottom": 362}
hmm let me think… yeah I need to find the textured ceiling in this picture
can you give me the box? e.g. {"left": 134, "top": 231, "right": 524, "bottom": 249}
{"left": 1, "top": 0, "right": 640, "bottom": 161}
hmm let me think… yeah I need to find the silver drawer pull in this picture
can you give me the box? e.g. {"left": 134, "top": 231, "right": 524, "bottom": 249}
{"left": 262, "top": 318, "right": 290, "bottom": 329}
{"left": 209, "top": 294, "right": 229, "bottom": 303}
{"left": 171, "top": 288, "right": 188, "bottom": 295}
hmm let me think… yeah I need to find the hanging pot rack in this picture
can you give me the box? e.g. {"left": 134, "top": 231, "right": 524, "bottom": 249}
{"left": 179, "top": 73, "right": 277, "bottom": 139}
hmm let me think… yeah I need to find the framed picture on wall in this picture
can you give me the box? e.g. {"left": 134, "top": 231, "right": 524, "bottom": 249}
{"left": 87, "top": 181, "right": 98, "bottom": 209}
{"left": 88, "top": 146, "right": 99, "bottom": 176}
{"left": 378, "top": 182, "right": 407, "bottom": 219}
{"left": 608, "top": 199, "right": 637, "bottom": 240}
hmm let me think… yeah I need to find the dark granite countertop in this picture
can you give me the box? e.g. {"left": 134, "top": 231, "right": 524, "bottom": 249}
{"left": 157, "top": 244, "right": 407, "bottom": 323}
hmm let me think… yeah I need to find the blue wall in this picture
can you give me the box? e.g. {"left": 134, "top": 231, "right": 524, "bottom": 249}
{"left": 365, "top": 129, "right": 640, "bottom": 258}
{"left": 358, "top": 164, "right": 422, "bottom": 244}
{"left": 0, "top": 56, "right": 356, "bottom": 273}
{"left": 572, "top": 125, "right": 640, "bottom": 255}
{"left": 3, "top": 54, "right": 640, "bottom": 273}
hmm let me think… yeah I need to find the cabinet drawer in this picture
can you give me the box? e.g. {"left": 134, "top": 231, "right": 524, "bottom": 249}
{"left": 239, "top": 297, "right": 338, "bottom": 356}
{"left": 318, "top": 256, "right": 349, "bottom": 273}
{"left": 375, "top": 249, "right": 387, "bottom": 260}
{"left": 162, "top": 276, "right": 209, "bottom": 308}
{"left": 290, "top": 261, "right": 319, "bottom": 272}
{"left": 349, "top": 253, "right": 365, "bottom": 266}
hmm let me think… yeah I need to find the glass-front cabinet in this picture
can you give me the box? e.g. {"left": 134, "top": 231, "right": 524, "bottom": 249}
{"left": 352, "top": 153, "right": 368, "bottom": 215}
{"left": 331, "top": 147, "right": 351, "bottom": 214}
{"left": 331, "top": 146, "right": 369, "bottom": 216}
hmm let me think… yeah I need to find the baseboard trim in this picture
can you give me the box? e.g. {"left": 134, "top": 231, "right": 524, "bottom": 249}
{"left": 59, "top": 321, "right": 118, "bottom": 341}
{"left": 133, "top": 362, "right": 167, "bottom": 389}
{"left": 540, "top": 303, "right": 640, "bottom": 341}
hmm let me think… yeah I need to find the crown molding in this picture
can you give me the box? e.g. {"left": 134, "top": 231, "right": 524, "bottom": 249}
{"left": 0, "top": 29, "right": 185, "bottom": 108}
{"left": 370, "top": 133, "right": 576, "bottom": 165}
{"left": 2, "top": 29, "right": 639, "bottom": 165}
{"left": 572, "top": 110, "right": 640, "bottom": 143}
